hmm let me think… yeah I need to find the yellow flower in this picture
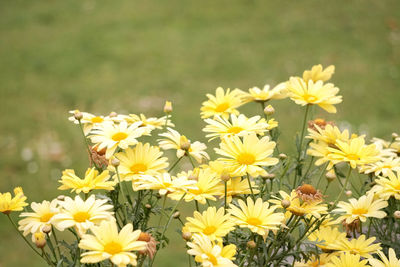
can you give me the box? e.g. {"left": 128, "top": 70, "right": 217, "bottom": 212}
{"left": 112, "top": 143, "right": 169, "bottom": 182}
{"left": 369, "top": 248, "right": 400, "bottom": 267}
{"left": 58, "top": 168, "right": 116, "bottom": 194}
{"left": 18, "top": 199, "right": 59, "bottom": 236}
{"left": 187, "top": 234, "right": 237, "bottom": 267}
{"left": 307, "top": 124, "right": 350, "bottom": 146}
{"left": 308, "top": 226, "right": 347, "bottom": 252}
{"left": 184, "top": 207, "right": 235, "bottom": 241}
{"left": 229, "top": 197, "right": 284, "bottom": 236}
{"left": 68, "top": 111, "right": 110, "bottom": 135}
{"left": 286, "top": 77, "right": 342, "bottom": 113}
{"left": 158, "top": 128, "right": 210, "bottom": 163}
{"left": 52, "top": 195, "right": 114, "bottom": 236}
{"left": 221, "top": 177, "right": 258, "bottom": 203}
{"left": 326, "top": 252, "right": 369, "bottom": 267}
{"left": 331, "top": 235, "right": 381, "bottom": 258}
{"left": 334, "top": 192, "right": 388, "bottom": 224}
{"left": 126, "top": 113, "right": 174, "bottom": 130}
{"left": 164, "top": 101, "right": 173, "bottom": 113}
{"left": 267, "top": 118, "right": 278, "bottom": 130}
{"left": 369, "top": 170, "right": 400, "bottom": 200}
{"left": 0, "top": 187, "right": 28, "bottom": 214}
{"left": 79, "top": 220, "right": 146, "bottom": 267}
{"left": 294, "top": 253, "right": 333, "bottom": 267}
{"left": 242, "top": 83, "right": 287, "bottom": 103}
{"left": 203, "top": 114, "right": 270, "bottom": 141}
{"left": 360, "top": 157, "right": 400, "bottom": 177}
{"left": 200, "top": 87, "right": 245, "bottom": 119}
{"left": 89, "top": 121, "right": 147, "bottom": 158}
{"left": 215, "top": 133, "right": 278, "bottom": 177}
{"left": 134, "top": 173, "right": 196, "bottom": 196}
{"left": 302, "top": 64, "right": 335, "bottom": 83}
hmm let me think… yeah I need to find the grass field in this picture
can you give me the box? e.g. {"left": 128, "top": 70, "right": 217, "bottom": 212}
{"left": 1, "top": 0, "right": 400, "bottom": 266}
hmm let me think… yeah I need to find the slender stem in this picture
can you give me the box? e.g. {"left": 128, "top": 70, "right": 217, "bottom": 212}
{"left": 187, "top": 154, "right": 196, "bottom": 168}
{"left": 224, "top": 181, "right": 228, "bottom": 213}
{"left": 115, "top": 167, "right": 129, "bottom": 224}
{"left": 78, "top": 121, "right": 100, "bottom": 171}
{"left": 246, "top": 174, "right": 255, "bottom": 200}
{"left": 294, "top": 105, "right": 311, "bottom": 187}
{"left": 41, "top": 248, "right": 54, "bottom": 266}
{"left": 315, "top": 164, "right": 327, "bottom": 189}
{"left": 46, "top": 232, "right": 59, "bottom": 263}
{"left": 168, "top": 157, "right": 182, "bottom": 172}
{"left": 157, "top": 195, "right": 167, "bottom": 229}
{"left": 195, "top": 200, "right": 200, "bottom": 211}
{"left": 52, "top": 228, "right": 62, "bottom": 265}
{"left": 330, "top": 167, "right": 352, "bottom": 210}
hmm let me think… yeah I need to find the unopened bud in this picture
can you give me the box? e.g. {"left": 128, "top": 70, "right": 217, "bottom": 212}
{"left": 179, "top": 136, "right": 191, "bottom": 151}
{"left": 220, "top": 172, "right": 231, "bottom": 182}
{"left": 74, "top": 110, "right": 83, "bottom": 121}
{"left": 145, "top": 204, "right": 152, "bottom": 209}
{"left": 182, "top": 231, "right": 192, "bottom": 241}
{"left": 281, "top": 199, "right": 291, "bottom": 209}
{"left": 42, "top": 225, "right": 52, "bottom": 234}
{"left": 345, "top": 190, "right": 352, "bottom": 197}
{"left": 392, "top": 133, "right": 399, "bottom": 139}
{"left": 57, "top": 195, "right": 65, "bottom": 201}
{"left": 264, "top": 105, "right": 275, "bottom": 116}
{"left": 111, "top": 158, "right": 120, "bottom": 167}
{"left": 263, "top": 173, "right": 275, "bottom": 180}
{"left": 325, "top": 170, "right": 336, "bottom": 182}
{"left": 173, "top": 211, "right": 180, "bottom": 219}
{"left": 247, "top": 240, "right": 256, "bottom": 249}
{"left": 32, "top": 232, "right": 46, "bottom": 248}
{"left": 164, "top": 101, "right": 173, "bottom": 113}
{"left": 279, "top": 153, "right": 287, "bottom": 160}
{"left": 394, "top": 211, "right": 400, "bottom": 219}
{"left": 109, "top": 111, "right": 117, "bottom": 118}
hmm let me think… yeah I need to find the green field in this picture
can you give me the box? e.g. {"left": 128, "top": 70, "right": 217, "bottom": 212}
{"left": 1, "top": 0, "right": 400, "bottom": 266}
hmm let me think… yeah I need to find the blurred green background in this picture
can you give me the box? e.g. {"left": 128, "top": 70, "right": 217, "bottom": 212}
{"left": 1, "top": 0, "right": 400, "bottom": 266}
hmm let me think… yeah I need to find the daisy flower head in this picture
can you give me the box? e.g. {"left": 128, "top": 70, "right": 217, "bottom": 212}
{"left": 203, "top": 114, "right": 270, "bottom": 141}
{"left": 360, "top": 157, "right": 400, "bottom": 177}
{"left": 68, "top": 110, "right": 108, "bottom": 135}
{"left": 0, "top": 187, "right": 28, "bottom": 214}
{"left": 286, "top": 77, "right": 342, "bottom": 113}
{"left": 52, "top": 195, "right": 114, "bottom": 236}
{"left": 158, "top": 128, "right": 209, "bottom": 163}
{"left": 215, "top": 133, "right": 278, "bottom": 177}
{"left": 302, "top": 64, "right": 335, "bottom": 83}
{"left": 307, "top": 124, "right": 350, "bottom": 146}
{"left": 184, "top": 207, "right": 235, "bottom": 241}
{"left": 229, "top": 197, "right": 284, "bottom": 236}
{"left": 241, "top": 83, "right": 287, "bottom": 103}
{"left": 58, "top": 168, "right": 116, "bottom": 194}
{"left": 369, "top": 170, "right": 400, "bottom": 200}
{"left": 308, "top": 226, "right": 347, "bottom": 252}
{"left": 326, "top": 252, "right": 369, "bottom": 267}
{"left": 369, "top": 248, "right": 400, "bottom": 267}
{"left": 112, "top": 143, "right": 169, "bottom": 182}
{"left": 334, "top": 192, "right": 388, "bottom": 224}
{"left": 126, "top": 113, "right": 174, "bottom": 131}
{"left": 331, "top": 235, "right": 381, "bottom": 258}
{"left": 79, "top": 220, "right": 146, "bottom": 267}
{"left": 200, "top": 87, "right": 246, "bottom": 119}
{"left": 220, "top": 177, "right": 258, "bottom": 203}
{"left": 89, "top": 121, "right": 147, "bottom": 159}
{"left": 18, "top": 199, "right": 59, "bottom": 236}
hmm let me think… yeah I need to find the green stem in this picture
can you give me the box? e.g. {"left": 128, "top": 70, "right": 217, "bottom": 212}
{"left": 52, "top": 228, "right": 62, "bottom": 265}
{"left": 46, "top": 232, "right": 59, "bottom": 264}
{"left": 294, "top": 105, "right": 311, "bottom": 187}
{"left": 78, "top": 121, "right": 101, "bottom": 171}
{"left": 168, "top": 157, "right": 182, "bottom": 172}
{"left": 246, "top": 174, "right": 255, "bottom": 200}
{"left": 224, "top": 181, "right": 228, "bottom": 213}
{"left": 330, "top": 167, "right": 352, "bottom": 210}
{"left": 187, "top": 154, "right": 196, "bottom": 168}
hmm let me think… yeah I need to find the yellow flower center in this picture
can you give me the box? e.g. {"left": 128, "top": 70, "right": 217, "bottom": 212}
{"left": 104, "top": 241, "right": 123, "bottom": 255}
{"left": 206, "top": 253, "right": 219, "bottom": 265}
{"left": 395, "top": 184, "right": 400, "bottom": 190}
{"left": 203, "top": 226, "right": 217, "bottom": 235}
{"left": 40, "top": 212, "right": 55, "bottom": 223}
{"left": 237, "top": 153, "right": 256, "bottom": 165}
{"left": 227, "top": 126, "right": 243, "bottom": 134}
{"left": 91, "top": 116, "right": 104, "bottom": 123}
{"left": 346, "top": 153, "right": 360, "bottom": 161}
{"left": 112, "top": 132, "right": 128, "bottom": 142}
{"left": 352, "top": 208, "right": 368, "bottom": 215}
{"left": 73, "top": 211, "right": 90, "bottom": 223}
{"left": 215, "top": 102, "right": 230, "bottom": 112}
{"left": 130, "top": 163, "right": 147, "bottom": 174}
{"left": 189, "top": 188, "right": 203, "bottom": 195}
{"left": 246, "top": 217, "right": 262, "bottom": 226}
{"left": 303, "top": 94, "right": 317, "bottom": 103}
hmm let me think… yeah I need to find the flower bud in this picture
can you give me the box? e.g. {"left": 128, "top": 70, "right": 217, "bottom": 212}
{"left": 220, "top": 172, "right": 231, "bottom": 182}
{"left": 247, "top": 240, "right": 256, "bottom": 249}
{"left": 262, "top": 173, "right": 275, "bottom": 180}
{"left": 264, "top": 105, "right": 275, "bottom": 116}
{"left": 74, "top": 110, "right": 83, "bottom": 121}
{"left": 394, "top": 211, "right": 400, "bottom": 219}
{"left": 182, "top": 231, "right": 192, "bottom": 241}
{"left": 173, "top": 211, "right": 180, "bottom": 219}
{"left": 281, "top": 200, "right": 291, "bottom": 209}
{"left": 392, "top": 133, "right": 399, "bottom": 139}
{"left": 164, "top": 101, "right": 173, "bottom": 113}
{"left": 32, "top": 232, "right": 46, "bottom": 248}
{"left": 111, "top": 158, "right": 120, "bottom": 167}
{"left": 42, "top": 225, "right": 52, "bottom": 234}
{"left": 57, "top": 195, "right": 65, "bottom": 201}
{"left": 345, "top": 190, "right": 352, "bottom": 197}
{"left": 279, "top": 153, "right": 287, "bottom": 160}
{"left": 179, "top": 135, "right": 191, "bottom": 151}
{"left": 145, "top": 204, "right": 152, "bottom": 209}
{"left": 109, "top": 111, "right": 118, "bottom": 118}
{"left": 325, "top": 170, "right": 336, "bottom": 182}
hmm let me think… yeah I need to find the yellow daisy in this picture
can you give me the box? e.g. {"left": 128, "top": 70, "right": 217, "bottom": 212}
{"left": 215, "top": 133, "right": 278, "bottom": 177}
{"left": 286, "top": 77, "right": 342, "bottom": 113}
{"left": 241, "top": 83, "right": 287, "bottom": 103}
{"left": 360, "top": 157, "right": 400, "bottom": 177}
{"left": 79, "top": 220, "right": 146, "bottom": 267}
{"left": 326, "top": 252, "right": 369, "bottom": 267}
{"left": 369, "top": 248, "right": 400, "bottom": 267}
{"left": 334, "top": 192, "right": 388, "bottom": 224}
{"left": 134, "top": 173, "right": 196, "bottom": 196}
{"left": 369, "top": 170, "right": 400, "bottom": 200}
{"left": 126, "top": 113, "right": 174, "bottom": 130}
{"left": 308, "top": 226, "right": 347, "bottom": 252}
{"left": 112, "top": 143, "right": 169, "bottom": 182}
{"left": 307, "top": 124, "right": 350, "bottom": 146}
{"left": 228, "top": 197, "right": 284, "bottom": 236}
{"left": 302, "top": 64, "right": 335, "bottom": 83}
{"left": 68, "top": 110, "right": 112, "bottom": 135}
{"left": 184, "top": 207, "right": 235, "bottom": 241}
{"left": 200, "top": 87, "right": 246, "bottom": 119}
{"left": 18, "top": 199, "right": 59, "bottom": 236}
{"left": 58, "top": 168, "right": 116, "bottom": 194}
{"left": 89, "top": 121, "right": 147, "bottom": 158}
{"left": 52, "top": 195, "right": 114, "bottom": 236}
{"left": 0, "top": 187, "right": 28, "bottom": 214}
{"left": 331, "top": 235, "right": 381, "bottom": 258}
{"left": 158, "top": 127, "right": 209, "bottom": 163}
{"left": 221, "top": 177, "right": 258, "bottom": 203}
{"left": 203, "top": 114, "right": 269, "bottom": 141}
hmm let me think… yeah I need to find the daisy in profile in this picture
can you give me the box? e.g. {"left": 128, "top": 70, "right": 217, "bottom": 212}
{"left": 286, "top": 77, "right": 342, "bottom": 113}
{"left": 307, "top": 124, "right": 350, "bottom": 146}
{"left": 89, "top": 121, "right": 147, "bottom": 158}
{"left": 331, "top": 235, "right": 381, "bottom": 258}
{"left": 241, "top": 83, "right": 287, "bottom": 103}
{"left": 221, "top": 177, "right": 258, "bottom": 203}
{"left": 200, "top": 87, "right": 246, "bottom": 119}
{"left": 68, "top": 110, "right": 109, "bottom": 135}
{"left": 52, "top": 195, "right": 114, "bottom": 236}
{"left": 369, "top": 248, "right": 400, "bottom": 267}
{"left": 333, "top": 192, "right": 388, "bottom": 224}
{"left": 369, "top": 170, "right": 400, "bottom": 200}
{"left": 360, "top": 156, "right": 400, "bottom": 177}
{"left": 112, "top": 143, "right": 169, "bottom": 182}
{"left": 326, "top": 252, "right": 369, "bottom": 267}
{"left": 58, "top": 168, "right": 116, "bottom": 194}
{"left": 187, "top": 234, "right": 237, "bottom": 267}
{"left": 229, "top": 197, "right": 284, "bottom": 236}
{"left": 158, "top": 128, "right": 209, "bottom": 163}
{"left": 308, "top": 226, "right": 346, "bottom": 252}
{"left": 126, "top": 113, "right": 174, "bottom": 131}
{"left": 79, "top": 220, "right": 146, "bottom": 267}
{"left": 215, "top": 133, "right": 278, "bottom": 177}
{"left": 134, "top": 173, "right": 195, "bottom": 196}
{"left": 203, "top": 114, "right": 269, "bottom": 141}
{"left": 0, "top": 187, "right": 28, "bottom": 214}
{"left": 302, "top": 64, "right": 335, "bottom": 83}
{"left": 18, "top": 199, "right": 59, "bottom": 236}
{"left": 184, "top": 207, "right": 235, "bottom": 241}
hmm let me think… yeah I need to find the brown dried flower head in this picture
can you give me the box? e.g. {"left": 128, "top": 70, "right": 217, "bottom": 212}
{"left": 295, "top": 184, "right": 323, "bottom": 202}
{"left": 89, "top": 145, "right": 108, "bottom": 169}
{"left": 307, "top": 118, "right": 335, "bottom": 131}
{"left": 138, "top": 232, "right": 158, "bottom": 259}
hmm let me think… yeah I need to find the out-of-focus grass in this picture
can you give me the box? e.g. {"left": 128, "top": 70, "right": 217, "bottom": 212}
{"left": 0, "top": 0, "right": 399, "bottom": 266}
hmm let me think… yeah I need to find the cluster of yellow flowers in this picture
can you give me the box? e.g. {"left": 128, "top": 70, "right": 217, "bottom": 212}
{"left": 2, "top": 64, "right": 400, "bottom": 267}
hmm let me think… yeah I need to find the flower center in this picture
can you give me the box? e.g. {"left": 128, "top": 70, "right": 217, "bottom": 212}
{"left": 206, "top": 253, "right": 219, "bottom": 265}
{"left": 227, "top": 126, "right": 243, "bottom": 134}
{"left": 91, "top": 116, "right": 104, "bottom": 123}
{"left": 303, "top": 94, "right": 317, "bottom": 103}
{"left": 73, "top": 211, "right": 90, "bottom": 223}
{"left": 395, "top": 184, "right": 400, "bottom": 190}
{"left": 203, "top": 226, "right": 217, "bottom": 235}
{"left": 346, "top": 153, "right": 360, "bottom": 161}
{"left": 246, "top": 217, "right": 262, "bottom": 226}
{"left": 104, "top": 241, "right": 122, "bottom": 255}
{"left": 237, "top": 153, "right": 256, "bottom": 165}
{"left": 215, "top": 102, "right": 230, "bottom": 112}
{"left": 112, "top": 132, "right": 128, "bottom": 142}
{"left": 352, "top": 208, "right": 368, "bottom": 215}
{"left": 297, "top": 184, "right": 317, "bottom": 195}
{"left": 189, "top": 188, "right": 203, "bottom": 195}
{"left": 40, "top": 212, "right": 55, "bottom": 223}
{"left": 130, "top": 163, "right": 147, "bottom": 174}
